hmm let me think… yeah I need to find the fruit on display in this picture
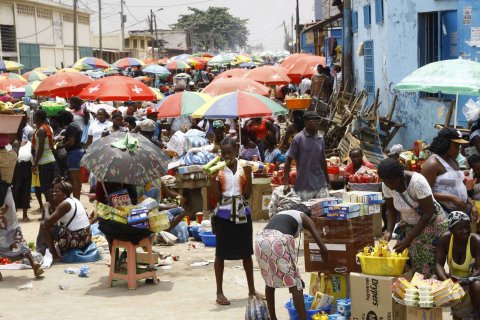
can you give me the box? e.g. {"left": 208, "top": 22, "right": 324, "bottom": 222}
{"left": 0, "top": 101, "right": 24, "bottom": 113}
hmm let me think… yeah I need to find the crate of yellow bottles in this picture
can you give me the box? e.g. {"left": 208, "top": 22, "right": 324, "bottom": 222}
{"left": 356, "top": 240, "right": 409, "bottom": 276}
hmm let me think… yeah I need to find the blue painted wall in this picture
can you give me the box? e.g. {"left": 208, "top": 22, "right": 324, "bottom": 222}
{"left": 350, "top": 0, "right": 469, "bottom": 150}
{"left": 301, "top": 32, "right": 316, "bottom": 54}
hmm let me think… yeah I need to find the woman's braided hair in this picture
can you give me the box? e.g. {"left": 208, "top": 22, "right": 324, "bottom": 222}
{"left": 53, "top": 176, "right": 73, "bottom": 197}
{"left": 377, "top": 158, "right": 405, "bottom": 180}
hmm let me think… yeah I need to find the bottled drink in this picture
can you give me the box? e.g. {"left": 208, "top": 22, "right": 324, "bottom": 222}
{"left": 239, "top": 159, "right": 265, "bottom": 172}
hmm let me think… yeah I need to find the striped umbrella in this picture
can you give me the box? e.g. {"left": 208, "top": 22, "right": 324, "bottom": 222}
{"left": 113, "top": 57, "right": 145, "bottom": 69}
{"left": 192, "top": 90, "right": 287, "bottom": 119}
{"left": 165, "top": 60, "right": 191, "bottom": 71}
{"left": 0, "top": 60, "right": 23, "bottom": 72}
{"left": 202, "top": 77, "right": 270, "bottom": 97}
{"left": 207, "top": 54, "right": 235, "bottom": 66}
{"left": 22, "top": 71, "right": 48, "bottom": 81}
{"left": 154, "top": 91, "right": 211, "bottom": 118}
{"left": 33, "top": 66, "right": 58, "bottom": 75}
{"left": 10, "top": 80, "right": 41, "bottom": 98}
{"left": 143, "top": 64, "right": 171, "bottom": 77}
{"left": 170, "top": 54, "right": 191, "bottom": 62}
{"left": 0, "top": 73, "right": 26, "bottom": 81}
{"left": 74, "top": 57, "right": 109, "bottom": 70}
{"left": 149, "top": 87, "right": 165, "bottom": 101}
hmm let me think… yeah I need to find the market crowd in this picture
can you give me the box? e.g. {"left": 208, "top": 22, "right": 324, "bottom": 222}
{"left": 1, "top": 61, "right": 480, "bottom": 319}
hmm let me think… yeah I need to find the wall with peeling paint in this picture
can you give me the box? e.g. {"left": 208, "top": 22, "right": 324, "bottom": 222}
{"left": 351, "top": 0, "right": 459, "bottom": 149}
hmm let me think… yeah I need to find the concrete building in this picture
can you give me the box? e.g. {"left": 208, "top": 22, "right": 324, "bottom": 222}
{"left": 0, "top": 0, "right": 93, "bottom": 71}
{"left": 91, "top": 34, "right": 128, "bottom": 63}
{"left": 350, "top": 0, "right": 480, "bottom": 147}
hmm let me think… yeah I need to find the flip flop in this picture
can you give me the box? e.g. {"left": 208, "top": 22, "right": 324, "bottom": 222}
{"left": 216, "top": 295, "right": 231, "bottom": 306}
{"left": 34, "top": 267, "right": 45, "bottom": 278}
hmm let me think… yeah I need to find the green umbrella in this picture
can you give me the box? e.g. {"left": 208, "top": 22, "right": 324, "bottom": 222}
{"left": 207, "top": 54, "right": 235, "bottom": 66}
{"left": 396, "top": 59, "right": 480, "bottom": 127}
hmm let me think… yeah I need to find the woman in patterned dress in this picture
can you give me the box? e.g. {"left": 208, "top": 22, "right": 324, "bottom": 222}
{"left": 255, "top": 204, "right": 328, "bottom": 320}
{"left": 380, "top": 158, "right": 448, "bottom": 277}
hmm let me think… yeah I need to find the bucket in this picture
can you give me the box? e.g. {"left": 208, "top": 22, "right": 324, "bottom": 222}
{"left": 284, "top": 298, "right": 332, "bottom": 320}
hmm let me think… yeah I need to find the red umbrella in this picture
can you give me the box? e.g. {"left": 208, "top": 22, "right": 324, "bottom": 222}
{"left": 78, "top": 76, "right": 155, "bottom": 101}
{"left": 35, "top": 72, "right": 93, "bottom": 98}
{"left": 287, "top": 56, "right": 326, "bottom": 84}
{"left": 214, "top": 68, "right": 249, "bottom": 80}
{"left": 202, "top": 77, "right": 270, "bottom": 97}
{"left": 279, "top": 53, "right": 311, "bottom": 69}
{"left": 244, "top": 66, "right": 291, "bottom": 86}
{"left": 0, "top": 78, "right": 28, "bottom": 92}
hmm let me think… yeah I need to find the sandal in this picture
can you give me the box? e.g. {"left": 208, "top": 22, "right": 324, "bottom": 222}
{"left": 34, "top": 267, "right": 45, "bottom": 278}
{"left": 216, "top": 294, "right": 231, "bottom": 306}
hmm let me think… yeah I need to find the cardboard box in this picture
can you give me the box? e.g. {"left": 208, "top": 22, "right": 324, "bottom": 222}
{"left": 373, "top": 212, "right": 383, "bottom": 237}
{"left": 351, "top": 273, "right": 406, "bottom": 320}
{"left": 304, "top": 236, "right": 373, "bottom": 273}
{"left": 249, "top": 182, "right": 272, "bottom": 221}
{"left": 328, "top": 203, "right": 361, "bottom": 213}
{"left": 309, "top": 272, "right": 350, "bottom": 301}
{"left": 304, "top": 215, "right": 374, "bottom": 242}
{"left": 406, "top": 307, "right": 442, "bottom": 320}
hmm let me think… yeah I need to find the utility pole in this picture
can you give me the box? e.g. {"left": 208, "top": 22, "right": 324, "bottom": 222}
{"left": 98, "top": 0, "right": 102, "bottom": 58}
{"left": 291, "top": 15, "right": 294, "bottom": 53}
{"left": 73, "top": 0, "right": 78, "bottom": 61}
{"left": 120, "top": 0, "right": 125, "bottom": 51}
{"left": 154, "top": 14, "right": 159, "bottom": 58}
{"left": 296, "top": 0, "right": 300, "bottom": 53}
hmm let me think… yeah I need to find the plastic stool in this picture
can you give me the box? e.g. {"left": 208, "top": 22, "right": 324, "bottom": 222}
{"left": 109, "top": 238, "right": 159, "bottom": 289}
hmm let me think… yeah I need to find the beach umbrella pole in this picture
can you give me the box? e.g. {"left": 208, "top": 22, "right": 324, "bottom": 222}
{"left": 454, "top": 93, "right": 458, "bottom": 128}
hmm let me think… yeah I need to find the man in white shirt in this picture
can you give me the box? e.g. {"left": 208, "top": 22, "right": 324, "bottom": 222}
{"left": 298, "top": 77, "right": 312, "bottom": 96}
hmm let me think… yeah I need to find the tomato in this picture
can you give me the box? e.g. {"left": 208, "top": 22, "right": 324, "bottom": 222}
{"left": 362, "top": 174, "right": 371, "bottom": 183}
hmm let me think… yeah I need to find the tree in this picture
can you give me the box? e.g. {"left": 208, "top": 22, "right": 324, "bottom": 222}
{"left": 172, "top": 7, "right": 249, "bottom": 51}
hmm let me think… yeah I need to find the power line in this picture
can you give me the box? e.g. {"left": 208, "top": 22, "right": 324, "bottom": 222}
{"left": 103, "top": 18, "right": 148, "bottom": 34}
{"left": 127, "top": 0, "right": 214, "bottom": 8}
{"left": 124, "top": 3, "right": 141, "bottom": 22}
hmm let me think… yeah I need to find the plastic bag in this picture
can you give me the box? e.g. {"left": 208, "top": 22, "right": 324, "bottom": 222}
{"left": 245, "top": 296, "right": 271, "bottom": 320}
{"left": 463, "top": 98, "right": 480, "bottom": 122}
{"left": 268, "top": 186, "right": 302, "bottom": 217}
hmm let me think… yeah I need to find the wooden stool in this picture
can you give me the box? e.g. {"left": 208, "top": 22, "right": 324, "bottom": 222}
{"left": 109, "top": 237, "right": 159, "bottom": 289}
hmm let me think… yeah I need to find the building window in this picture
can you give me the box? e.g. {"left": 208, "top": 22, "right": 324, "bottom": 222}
{"left": 63, "top": 13, "right": 74, "bottom": 22}
{"left": 364, "top": 40, "right": 375, "bottom": 104}
{"left": 352, "top": 11, "right": 358, "bottom": 33}
{"left": 79, "top": 47, "right": 93, "bottom": 58}
{"left": 363, "top": 5, "right": 371, "bottom": 28}
{"left": 133, "top": 39, "right": 138, "bottom": 48}
{"left": 17, "top": 4, "right": 35, "bottom": 16}
{"left": 124, "top": 38, "right": 130, "bottom": 48}
{"left": 0, "top": 25, "right": 16, "bottom": 52}
{"left": 19, "top": 43, "right": 40, "bottom": 72}
{"left": 78, "top": 15, "right": 89, "bottom": 25}
{"left": 419, "top": 10, "right": 457, "bottom": 97}
{"left": 375, "top": 0, "right": 384, "bottom": 24}
{"left": 36, "top": 8, "right": 53, "bottom": 20}
{"left": 140, "top": 40, "right": 145, "bottom": 49}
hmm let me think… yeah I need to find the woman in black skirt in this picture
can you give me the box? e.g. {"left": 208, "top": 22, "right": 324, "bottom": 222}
{"left": 12, "top": 140, "right": 33, "bottom": 222}
{"left": 209, "top": 137, "right": 263, "bottom": 305}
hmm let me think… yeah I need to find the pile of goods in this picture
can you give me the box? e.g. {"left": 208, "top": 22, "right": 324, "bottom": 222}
{"left": 95, "top": 196, "right": 173, "bottom": 233}
{"left": 346, "top": 166, "right": 379, "bottom": 184}
{"left": 271, "top": 165, "right": 296, "bottom": 186}
{"left": 0, "top": 101, "right": 25, "bottom": 114}
{"left": 356, "top": 240, "right": 409, "bottom": 276}
{"left": 399, "top": 140, "right": 429, "bottom": 172}
{"left": 392, "top": 273, "right": 465, "bottom": 307}
{"left": 40, "top": 101, "right": 67, "bottom": 116}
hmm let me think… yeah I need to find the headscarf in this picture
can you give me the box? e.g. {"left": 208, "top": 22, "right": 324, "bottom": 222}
{"left": 0, "top": 134, "right": 9, "bottom": 148}
{"left": 446, "top": 211, "right": 471, "bottom": 229}
{"left": 212, "top": 120, "right": 224, "bottom": 129}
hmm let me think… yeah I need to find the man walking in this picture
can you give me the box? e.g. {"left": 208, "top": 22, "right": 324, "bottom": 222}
{"left": 283, "top": 111, "right": 329, "bottom": 201}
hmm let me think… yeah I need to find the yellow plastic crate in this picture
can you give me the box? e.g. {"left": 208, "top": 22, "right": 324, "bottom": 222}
{"left": 149, "top": 211, "right": 170, "bottom": 232}
{"left": 356, "top": 254, "right": 408, "bottom": 276}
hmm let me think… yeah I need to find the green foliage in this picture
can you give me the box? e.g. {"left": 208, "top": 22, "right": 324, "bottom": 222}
{"left": 172, "top": 7, "right": 249, "bottom": 51}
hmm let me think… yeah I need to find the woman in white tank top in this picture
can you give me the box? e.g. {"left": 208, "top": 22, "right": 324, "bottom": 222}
{"left": 40, "top": 177, "right": 91, "bottom": 260}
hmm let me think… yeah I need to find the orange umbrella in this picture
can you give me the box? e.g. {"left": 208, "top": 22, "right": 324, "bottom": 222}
{"left": 144, "top": 58, "right": 159, "bottom": 64}
{"left": 244, "top": 66, "right": 291, "bottom": 86}
{"left": 35, "top": 72, "right": 94, "bottom": 98}
{"left": 202, "top": 77, "right": 270, "bottom": 97}
{"left": 0, "top": 78, "right": 29, "bottom": 92}
{"left": 287, "top": 56, "right": 326, "bottom": 84}
{"left": 279, "top": 53, "right": 311, "bottom": 69}
{"left": 78, "top": 76, "right": 155, "bottom": 101}
{"left": 214, "top": 68, "right": 249, "bottom": 80}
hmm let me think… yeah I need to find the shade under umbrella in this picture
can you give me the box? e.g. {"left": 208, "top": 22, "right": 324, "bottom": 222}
{"left": 287, "top": 56, "right": 326, "bottom": 84}
{"left": 78, "top": 76, "right": 155, "bottom": 101}
{"left": 81, "top": 132, "right": 169, "bottom": 185}
{"left": 202, "top": 77, "right": 270, "bottom": 97}
{"left": 192, "top": 90, "right": 287, "bottom": 119}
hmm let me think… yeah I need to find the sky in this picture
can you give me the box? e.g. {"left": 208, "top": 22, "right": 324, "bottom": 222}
{"left": 73, "top": 0, "right": 316, "bottom": 52}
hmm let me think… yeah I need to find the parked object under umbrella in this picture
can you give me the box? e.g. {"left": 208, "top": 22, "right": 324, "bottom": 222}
{"left": 81, "top": 132, "right": 169, "bottom": 186}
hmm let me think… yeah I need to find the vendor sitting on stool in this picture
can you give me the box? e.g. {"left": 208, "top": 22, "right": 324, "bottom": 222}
{"left": 343, "top": 148, "right": 374, "bottom": 182}
{"left": 435, "top": 211, "right": 480, "bottom": 320}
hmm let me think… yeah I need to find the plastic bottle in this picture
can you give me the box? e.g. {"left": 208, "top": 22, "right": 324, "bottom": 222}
{"left": 413, "top": 141, "right": 419, "bottom": 158}
{"left": 79, "top": 265, "right": 90, "bottom": 277}
{"left": 239, "top": 159, "right": 265, "bottom": 172}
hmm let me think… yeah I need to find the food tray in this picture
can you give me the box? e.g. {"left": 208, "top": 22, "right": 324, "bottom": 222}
{"left": 392, "top": 293, "right": 460, "bottom": 309}
{"left": 285, "top": 98, "right": 311, "bottom": 110}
